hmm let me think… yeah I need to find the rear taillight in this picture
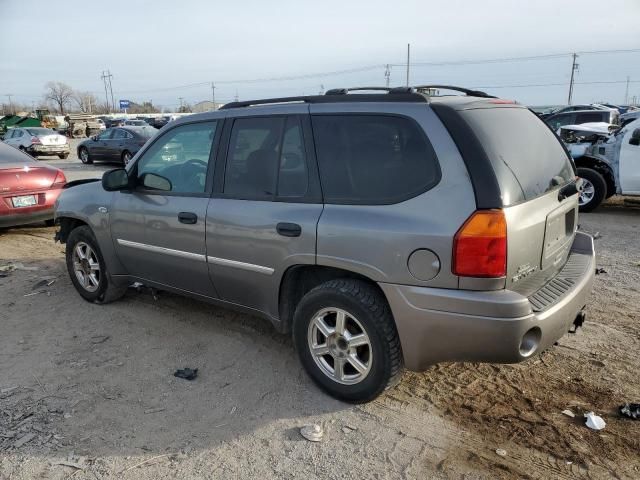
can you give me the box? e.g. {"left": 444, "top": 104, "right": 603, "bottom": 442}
{"left": 52, "top": 170, "right": 67, "bottom": 188}
{"left": 453, "top": 210, "right": 507, "bottom": 278}
{"left": 31, "top": 136, "right": 41, "bottom": 144}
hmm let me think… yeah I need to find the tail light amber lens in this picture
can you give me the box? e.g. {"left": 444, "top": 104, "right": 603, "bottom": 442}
{"left": 453, "top": 210, "right": 507, "bottom": 278}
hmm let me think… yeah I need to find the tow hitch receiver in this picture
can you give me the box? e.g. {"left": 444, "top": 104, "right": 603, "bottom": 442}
{"left": 569, "top": 310, "right": 586, "bottom": 333}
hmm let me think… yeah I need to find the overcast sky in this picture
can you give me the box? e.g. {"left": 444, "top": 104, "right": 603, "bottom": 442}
{"left": 1, "top": 0, "right": 639, "bottom": 110}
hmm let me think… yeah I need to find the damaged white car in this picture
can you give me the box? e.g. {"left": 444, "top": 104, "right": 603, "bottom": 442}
{"left": 560, "top": 119, "right": 640, "bottom": 211}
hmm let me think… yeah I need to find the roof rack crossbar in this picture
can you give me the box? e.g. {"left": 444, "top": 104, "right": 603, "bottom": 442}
{"left": 413, "top": 85, "right": 496, "bottom": 98}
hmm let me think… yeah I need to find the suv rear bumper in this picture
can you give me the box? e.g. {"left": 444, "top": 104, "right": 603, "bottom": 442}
{"left": 379, "top": 232, "right": 595, "bottom": 371}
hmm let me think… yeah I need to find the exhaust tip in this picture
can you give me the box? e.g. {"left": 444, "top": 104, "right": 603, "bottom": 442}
{"left": 519, "top": 327, "right": 541, "bottom": 357}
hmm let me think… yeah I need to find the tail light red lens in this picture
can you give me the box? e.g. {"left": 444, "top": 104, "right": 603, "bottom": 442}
{"left": 453, "top": 210, "right": 507, "bottom": 278}
{"left": 31, "top": 136, "right": 41, "bottom": 144}
{"left": 52, "top": 170, "right": 67, "bottom": 188}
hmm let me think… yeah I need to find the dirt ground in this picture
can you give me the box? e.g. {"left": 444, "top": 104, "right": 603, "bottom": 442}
{"left": 0, "top": 203, "right": 639, "bottom": 479}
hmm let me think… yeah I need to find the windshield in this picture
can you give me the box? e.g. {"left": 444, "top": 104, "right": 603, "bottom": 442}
{"left": 461, "top": 107, "right": 575, "bottom": 206}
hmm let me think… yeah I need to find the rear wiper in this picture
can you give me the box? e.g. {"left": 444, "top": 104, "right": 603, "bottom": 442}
{"left": 558, "top": 178, "right": 583, "bottom": 201}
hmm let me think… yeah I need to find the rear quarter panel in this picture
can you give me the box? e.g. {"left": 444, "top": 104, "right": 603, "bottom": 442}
{"left": 313, "top": 103, "right": 476, "bottom": 288}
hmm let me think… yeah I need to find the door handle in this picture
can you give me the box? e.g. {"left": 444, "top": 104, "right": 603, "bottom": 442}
{"left": 178, "top": 212, "right": 198, "bottom": 224}
{"left": 276, "top": 222, "right": 301, "bottom": 237}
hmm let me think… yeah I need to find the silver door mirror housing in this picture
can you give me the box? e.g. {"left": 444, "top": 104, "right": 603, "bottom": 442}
{"left": 102, "top": 168, "right": 130, "bottom": 191}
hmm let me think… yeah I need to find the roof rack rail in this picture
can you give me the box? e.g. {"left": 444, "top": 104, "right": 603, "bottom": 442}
{"left": 414, "top": 85, "right": 496, "bottom": 98}
{"left": 219, "top": 92, "right": 428, "bottom": 109}
{"left": 325, "top": 87, "right": 392, "bottom": 95}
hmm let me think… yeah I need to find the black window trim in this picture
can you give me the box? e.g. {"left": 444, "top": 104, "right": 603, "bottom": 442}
{"left": 128, "top": 118, "right": 223, "bottom": 198}
{"left": 213, "top": 113, "right": 322, "bottom": 204}
{"left": 309, "top": 112, "right": 442, "bottom": 206}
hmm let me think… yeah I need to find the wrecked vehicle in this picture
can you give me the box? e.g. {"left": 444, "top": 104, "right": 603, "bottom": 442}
{"left": 561, "top": 118, "right": 640, "bottom": 211}
{"left": 54, "top": 86, "right": 594, "bottom": 403}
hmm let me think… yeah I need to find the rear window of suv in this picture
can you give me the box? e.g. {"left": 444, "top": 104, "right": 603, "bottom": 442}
{"left": 311, "top": 115, "right": 440, "bottom": 204}
{"left": 460, "top": 107, "right": 574, "bottom": 206}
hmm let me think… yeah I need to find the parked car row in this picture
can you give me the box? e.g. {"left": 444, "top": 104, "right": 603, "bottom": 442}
{"left": 3, "top": 127, "right": 70, "bottom": 159}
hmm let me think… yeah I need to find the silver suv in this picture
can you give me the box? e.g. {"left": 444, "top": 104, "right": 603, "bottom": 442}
{"left": 55, "top": 86, "right": 595, "bottom": 403}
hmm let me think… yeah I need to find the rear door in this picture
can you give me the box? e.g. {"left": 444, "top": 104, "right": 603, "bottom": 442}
{"left": 110, "top": 120, "right": 222, "bottom": 296}
{"left": 206, "top": 107, "right": 322, "bottom": 318}
{"left": 458, "top": 106, "right": 578, "bottom": 294}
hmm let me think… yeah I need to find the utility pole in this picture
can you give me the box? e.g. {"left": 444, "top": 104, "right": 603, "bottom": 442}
{"left": 567, "top": 53, "right": 579, "bottom": 105}
{"left": 234, "top": 90, "right": 239, "bottom": 102}
{"left": 319, "top": 84, "right": 325, "bottom": 95}
{"left": 6, "top": 94, "right": 13, "bottom": 114}
{"left": 624, "top": 76, "right": 630, "bottom": 105}
{"left": 385, "top": 64, "right": 391, "bottom": 88}
{"left": 178, "top": 97, "right": 184, "bottom": 112}
{"left": 100, "top": 71, "right": 114, "bottom": 113}
{"left": 211, "top": 82, "right": 216, "bottom": 110}
{"left": 406, "top": 44, "right": 411, "bottom": 88}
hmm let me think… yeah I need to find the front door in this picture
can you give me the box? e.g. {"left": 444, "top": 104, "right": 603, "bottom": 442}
{"left": 619, "top": 124, "right": 640, "bottom": 194}
{"left": 110, "top": 120, "right": 222, "bottom": 297}
{"left": 92, "top": 129, "right": 114, "bottom": 159}
{"left": 206, "top": 111, "right": 322, "bottom": 318}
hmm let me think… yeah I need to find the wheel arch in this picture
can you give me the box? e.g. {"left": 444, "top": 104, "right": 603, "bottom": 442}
{"left": 54, "top": 216, "right": 89, "bottom": 244}
{"left": 574, "top": 156, "right": 617, "bottom": 198}
{"left": 278, "top": 265, "right": 389, "bottom": 334}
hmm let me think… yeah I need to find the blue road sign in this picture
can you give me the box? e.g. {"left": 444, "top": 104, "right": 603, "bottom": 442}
{"left": 119, "top": 99, "right": 130, "bottom": 109}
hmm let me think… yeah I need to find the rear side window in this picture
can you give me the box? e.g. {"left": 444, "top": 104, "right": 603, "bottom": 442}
{"left": 311, "top": 115, "right": 440, "bottom": 204}
{"left": 575, "top": 112, "right": 604, "bottom": 124}
{"left": 224, "top": 116, "right": 309, "bottom": 200}
{"left": 461, "top": 107, "right": 574, "bottom": 205}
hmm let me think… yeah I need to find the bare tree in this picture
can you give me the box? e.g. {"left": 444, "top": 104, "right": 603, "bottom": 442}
{"left": 73, "top": 91, "right": 98, "bottom": 113}
{"left": 44, "top": 81, "right": 74, "bottom": 114}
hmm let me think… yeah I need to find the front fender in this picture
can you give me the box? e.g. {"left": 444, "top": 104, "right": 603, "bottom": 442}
{"left": 54, "top": 181, "right": 127, "bottom": 275}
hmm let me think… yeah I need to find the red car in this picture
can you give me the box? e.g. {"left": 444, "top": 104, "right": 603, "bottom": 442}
{"left": 0, "top": 142, "right": 67, "bottom": 228}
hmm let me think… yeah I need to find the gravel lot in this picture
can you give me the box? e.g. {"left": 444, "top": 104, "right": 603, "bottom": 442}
{"left": 0, "top": 156, "right": 639, "bottom": 478}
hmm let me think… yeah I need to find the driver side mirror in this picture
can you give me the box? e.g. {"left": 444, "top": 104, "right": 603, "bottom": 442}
{"left": 102, "top": 168, "right": 130, "bottom": 191}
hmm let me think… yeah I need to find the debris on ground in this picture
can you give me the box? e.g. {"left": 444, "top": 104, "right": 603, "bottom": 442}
{"left": 23, "top": 290, "right": 49, "bottom": 297}
{"left": 495, "top": 448, "right": 507, "bottom": 457}
{"left": 300, "top": 424, "right": 323, "bottom": 442}
{"left": 144, "top": 407, "right": 166, "bottom": 414}
{"left": 173, "top": 368, "right": 198, "bottom": 381}
{"left": 0, "top": 262, "right": 39, "bottom": 273}
{"left": 584, "top": 412, "right": 606, "bottom": 430}
{"left": 53, "top": 460, "right": 85, "bottom": 470}
{"left": 595, "top": 268, "right": 607, "bottom": 275}
{"left": 32, "top": 278, "right": 56, "bottom": 290}
{"left": 593, "top": 231, "right": 601, "bottom": 239}
{"left": 341, "top": 425, "right": 357, "bottom": 434}
{"left": 13, "top": 433, "right": 36, "bottom": 448}
{"left": 619, "top": 403, "right": 640, "bottom": 420}
{"left": 561, "top": 409, "right": 575, "bottom": 418}
{"left": 90, "top": 335, "right": 110, "bottom": 344}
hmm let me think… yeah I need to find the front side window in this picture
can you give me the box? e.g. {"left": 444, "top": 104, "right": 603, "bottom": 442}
{"left": 224, "top": 116, "right": 309, "bottom": 199}
{"left": 112, "top": 129, "right": 128, "bottom": 140}
{"left": 312, "top": 115, "right": 440, "bottom": 204}
{"left": 135, "top": 121, "right": 217, "bottom": 194}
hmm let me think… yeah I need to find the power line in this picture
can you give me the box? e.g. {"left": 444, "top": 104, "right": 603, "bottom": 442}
{"left": 470, "top": 79, "right": 640, "bottom": 89}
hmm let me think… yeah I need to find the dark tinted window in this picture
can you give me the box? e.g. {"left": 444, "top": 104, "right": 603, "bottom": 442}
{"left": 461, "top": 107, "right": 574, "bottom": 205}
{"left": 112, "top": 129, "right": 128, "bottom": 140}
{"left": 575, "top": 112, "right": 605, "bottom": 123}
{"left": 98, "top": 129, "right": 114, "bottom": 140}
{"left": 311, "top": 115, "right": 440, "bottom": 204}
{"left": 277, "top": 117, "right": 308, "bottom": 197}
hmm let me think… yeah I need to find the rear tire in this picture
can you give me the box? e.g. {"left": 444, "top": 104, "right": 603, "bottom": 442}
{"left": 66, "top": 226, "right": 126, "bottom": 304}
{"left": 79, "top": 147, "right": 93, "bottom": 164}
{"left": 293, "top": 279, "right": 403, "bottom": 403}
{"left": 122, "top": 150, "right": 132, "bottom": 166}
{"left": 577, "top": 167, "right": 606, "bottom": 212}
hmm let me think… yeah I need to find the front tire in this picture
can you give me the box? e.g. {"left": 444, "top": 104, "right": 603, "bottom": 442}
{"left": 122, "top": 150, "right": 132, "bottom": 166}
{"left": 66, "top": 226, "right": 126, "bottom": 304}
{"left": 577, "top": 167, "right": 606, "bottom": 212}
{"left": 79, "top": 147, "right": 93, "bottom": 164}
{"left": 293, "top": 279, "right": 403, "bottom": 403}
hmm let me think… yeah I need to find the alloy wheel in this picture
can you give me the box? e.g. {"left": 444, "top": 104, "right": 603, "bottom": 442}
{"left": 72, "top": 242, "right": 101, "bottom": 292}
{"left": 307, "top": 307, "right": 372, "bottom": 385}
{"left": 579, "top": 178, "right": 595, "bottom": 206}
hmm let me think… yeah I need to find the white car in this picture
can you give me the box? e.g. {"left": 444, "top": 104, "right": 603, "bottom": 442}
{"left": 3, "top": 127, "right": 70, "bottom": 159}
{"left": 561, "top": 119, "right": 640, "bottom": 211}
{"left": 96, "top": 119, "right": 107, "bottom": 130}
